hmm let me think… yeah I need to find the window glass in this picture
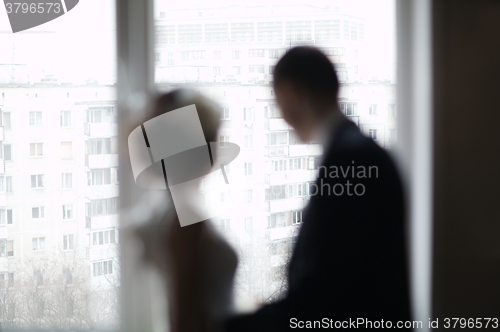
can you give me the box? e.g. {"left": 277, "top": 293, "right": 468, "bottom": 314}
{"left": 154, "top": 0, "right": 396, "bottom": 308}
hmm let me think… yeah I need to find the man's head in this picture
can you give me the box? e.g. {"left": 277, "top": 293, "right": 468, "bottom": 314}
{"left": 273, "top": 47, "right": 340, "bottom": 142}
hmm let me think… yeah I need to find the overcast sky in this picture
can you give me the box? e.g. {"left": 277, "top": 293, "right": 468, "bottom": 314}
{"left": 0, "top": 0, "right": 395, "bottom": 83}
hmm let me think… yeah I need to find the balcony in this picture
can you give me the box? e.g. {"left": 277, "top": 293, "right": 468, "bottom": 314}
{"left": 265, "top": 145, "right": 289, "bottom": 157}
{"left": 90, "top": 215, "right": 119, "bottom": 230}
{"left": 86, "top": 123, "right": 118, "bottom": 137}
{"left": 268, "top": 197, "right": 307, "bottom": 214}
{"left": 268, "top": 224, "right": 301, "bottom": 242}
{"left": 89, "top": 244, "right": 118, "bottom": 261}
{"left": 87, "top": 154, "right": 119, "bottom": 169}
{"left": 269, "top": 118, "right": 291, "bottom": 131}
{"left": 86, "top": 184, "right": 118, "bottom": 199}
{"left": 289, "top": 144, "right": 322, "bottom": 157}
{"left": 268, "top": 169, "right": 317, "bottom": 186}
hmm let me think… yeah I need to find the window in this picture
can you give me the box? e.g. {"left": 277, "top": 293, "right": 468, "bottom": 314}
{"left": 232, "top": 50, "right": 241, "bottom": 59}
{"left": 220, "top": 219, "right": 231, "bottom": 230}
{"left": 269, "top": 65, "right": 275, "bottom": 74}
{"left": 32, "top": 206, "right": 45, "bottom": 219}
{"left": 61, "top": 142, "right": 73, "bottom": 159}
{"left": 168, "top": 52, "right": 174, "bottom": 65}
{"left": 60, "top": 111, "right": 71, "bottom": 127}
{"left": 388, "top": 128, "right": 396, "bottom": 143}
{"left": 87, "top": 169, "right": 111, "bottom": 186}
{"left": 0, "top": 209, "right": 13, "bottom": 225}
{"left": 245, "top": 190, "right": 253, "bottom": 204}
{"left": 32, "top": 237, "right": 46, "bottom": 251}
{"left": 233, "top": 66, "right": 242, "bottom": 75}
{"left": 268, "top": 212, "right": 286, "bottom": 228}
{"left": 244, "top": 107, "right": 254, "bottom": 121}
{"left": 244, "top": 162, "right": 253, "bottom": 176}
{"left": 86, "top": 197, "right": 119, "bottom": 217}
{"left": 31, "top": 174, "right": 44, "bottom": 189}
{"left": 30, "top": 143, "right": 43, "bottom": 157}
{"left": 92, "top": 229, "right": 116, "bottom": 246}
{"left": 5, "top": 176, "right": 12, "bottom": 193}
{"left": 29, "top": 111, "right": 42, "bottom": 126}
{"left": 369, "top": 104, "right": 378, "bottom": 115}
{"left": 213, "top": 51, "right": 221, "bottom": 59}
{"left": 93, "top": 260, "right": 113, "bottom": 277}
{"left": 245, "top": 217, "right": 253, "bottom": 231}
{"left": 268, "top": 185, "right": 286, "bottom": 200}
{"left": 369, "top": 129, "right": 378, "bottom": 140}
{"left": 249, "top": 65, "right": 264, "bottom": 73}
{"left": 388, "top": 104, "right": 396, "bottom": 118}
{"left": 3, "top": 112, "right": 11, "bottom": 130}
{"left": 271, "top": 159, "right": 288, "bottom": 172}
{"left": 3, "top": 144, "right": 12, "bottom": 161}
{"left": 155, "top": 52, "right": 160, "bottom": 61}
{"left": 62, "top": 204, "right": 73, "bottom": 220}
{"left": 86, "top": 108, "right": 116, "bottom": 123}
{"left": 181, "top": 51, "right": 189, "bottom": 60}
{"left": 62, "top": 173, "right": 73, "bottom": 189}
{"left": 221, "top": 108, "right": 230, "bottom": 120}
{"left": 87, "top": 137, "right": 115, "bottom": 155}
{"left": 0, "top": 240, "right": 14, "bottom": 257}
{"left": 244, "top": 135, "right": 253, "bottom": 149}
{"left": 267, "top": 132, "right": 288, "bottom": 145}
{"left": 269, "top": 50, "right": 279, "bottom": 59}
{"left": 288, "top": 183, "right": 308, "bottom": 197}
{"left": 219, "top": 135, "right": 230, "bottom": 147}
{"left": 8, "top": 272, "right": 14, "bottom": 287}
{"left": 213, "top": 66, "right": 221, "bottom": 75}
{"left": 292, "top": 210, "right": 303, "bottom": 224}
{"left": 63, "top": 234, "right": 75, "bottom": 251}
{"left": 248, "top": 49, "right": 264, "bottom": 57}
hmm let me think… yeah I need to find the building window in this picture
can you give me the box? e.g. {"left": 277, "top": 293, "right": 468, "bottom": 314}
{"left": 249, "top": 65, "right": 264, "bottom": 73}
{"left": 233, "top": 66, "right": 242, "bottom": 75}
{"left": 244, "top": 107, "right": 254, "bottom": 121}
{"left": 62, "top": 204, "right": 73, "bottom": 220}
{"left": 0, "top": 240, "right": 14, "bottom": 257}
{"left": 244, "top": 162, "right": 253, "bottom": 176}
{"left": 219, "top": 135, "right": 230, "bottom": 147}
{"left": 339, "top": 102, "right": 357, "bottom": 116}
{"left": 288, "top": 183, "right": 308, "bottom": 197}
{"left": 220, "top": 219, "right": 231, "bottom": 230}
{"left": 3, "top": 144, "right": 12, "bottom": 161}
{"left": 2, "top": 113, "right": 11, "bottom": 130}
{"left": 8, "top": 272, "right": 14, "bottom": 287}
{"left": 248, "top": 49, "right": 264, "bottom": 57}
{"left": 168, "top": 52, "right": 174, "bottom": 65}
{"left": 192, "top": 50, "right": 206, "bottom": 59}
{"left": 5, "top": 176, "right": 12, "bottom": 193}
{"left": 181, "top": 52, "right": 189, "bottom": 60}
{"left": 292, "top": 210, "right": 303, "bottom": 224}
{"left": 87, "top": 169, "right": 111, "bottom": 186}
{"left": 155, "top": 52, "right": 160, "bottom": 61}
{"left": 267, "top": 132, "right": 288, "bottom": 145}
{"left": 268, "top": 212, "right": 286, "bottom": 228}
{"left": 31, "top": 174, "right": 44, "bottom": 189}
{"left": 244, "top": 135, "right": 253, "bottom": 149}
{"left": 213, "top": 66, "right": 221, "bottom": 75}
{"left": 29, "top": 111, "right": 42, "bottom": 126}
{"left": 369, "top": 129, "right": 378, "bottom": 140}
{"left": 60, "top": 111, "right": 71, "bottom": 127}
{"left": 32, "top": 237, "right": 46, "bottom": 252}
{"left": 369, "top": 104, "right": 378, "bottom": 115}
{"left": 269, "top": 50, "right": 279, "bottom": 59}
{"left": 93, "top": 260, "right": 113, "bottom": 277}
{"left": 87, "top": 137, "right": 115, "bottom": 155}
{"left": 61, "top": 141, "right": 73, "bottom": 159}
{"left": 221, "top": 108, "right": 230, "bottom": 120}
{"left": 245, "top": 217, "right": 253, "bottom": 231}
{"left": 388, "top": 104, "right": 396, "bottom": 118}
{"left": 388, "top": 128, "right": 396, "bottom": 143}
{"left": 32, "top": 206, "right": 45, "bottom": 219}
{"left": 232, "top": 50, "right": 241, "bottom": 59}
{"left": 245, "top": 190, "right": 253, "bottom": 204}
{"left": 269, "top": 65, "right": 276, "bottom": 74}
{"left": 30, "top": 143, "right": 43, "bottom": 157}
{"left": 0, "top": 209, "right": 13, "bottom": 225}
{"left": 62, "top": 173, "right": 73, "bottom": 189}
{"left": 63, "top": 234, "right": 75, "bottom": 251}
{"left": 213, "top": 51, "right": 221, "bottom": 60}
{"left": 86, "top": 197, "right": 119, "bottom": 217}
{"left": 92, "top": 229, "right": 116, "bottom": 246}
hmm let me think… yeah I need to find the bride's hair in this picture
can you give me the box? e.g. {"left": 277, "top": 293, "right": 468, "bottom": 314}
{"left": 150, "top": 89, "right": 221, "bottom": 143}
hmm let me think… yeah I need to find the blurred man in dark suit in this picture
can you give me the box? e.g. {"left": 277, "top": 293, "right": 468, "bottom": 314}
{"left": 224, "top": 46, "right": 411, "bottom": 331}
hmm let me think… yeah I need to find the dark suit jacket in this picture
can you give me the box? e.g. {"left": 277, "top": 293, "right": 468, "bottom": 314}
{"left": 225, "top": 119, "right": 411, "bottom": 331}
